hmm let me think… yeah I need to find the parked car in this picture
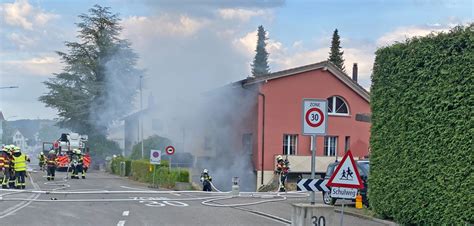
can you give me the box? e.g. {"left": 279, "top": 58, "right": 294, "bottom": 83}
{"left": 322, "top": 160, "right": 370, "bottom": 206}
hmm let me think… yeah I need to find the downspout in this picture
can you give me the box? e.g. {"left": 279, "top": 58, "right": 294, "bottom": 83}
{"left": 241, "top": 82, "right": 266, "bottom": 186}
{"left": 258, "top": 92, "right": 265, "bottom": 185}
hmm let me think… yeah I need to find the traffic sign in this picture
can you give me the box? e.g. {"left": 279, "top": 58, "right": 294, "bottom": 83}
{"left": 327, "top": 150, "right": 364, "bottom": 189}
{"left": 302, "top": 99, "right": 328, "bottom": 135}
{"left": 297, "top": 179, "right": 329, "bottom": 192}
{"left": 165, "top": 146, "right": 175, "bottom": 155}
{"left": 330, "top": 187, "right": 358, "bottom": 199}
{"left": 150, "top": 149, "right": 161, "bottom": 165}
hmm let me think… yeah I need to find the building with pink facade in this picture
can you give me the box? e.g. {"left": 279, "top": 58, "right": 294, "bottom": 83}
{"left": 234, "top": 61, "right": 371, "bottom": 187}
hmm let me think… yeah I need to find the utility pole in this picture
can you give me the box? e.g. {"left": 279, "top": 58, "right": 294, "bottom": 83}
{"left": 139, "top": 75, "right": 144, "bottom": 159}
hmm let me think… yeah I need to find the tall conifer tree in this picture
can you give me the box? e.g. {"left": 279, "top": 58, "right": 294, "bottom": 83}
{"left": 328, "top": 29, "right": 345, "bottom": 72}
{"left": 251, "top": 25, "right": 270, "bottom": 77}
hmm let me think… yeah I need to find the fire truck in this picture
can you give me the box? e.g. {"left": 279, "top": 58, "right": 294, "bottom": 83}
{"left": 42, "top": 133, "right": 91, "bottom": 171}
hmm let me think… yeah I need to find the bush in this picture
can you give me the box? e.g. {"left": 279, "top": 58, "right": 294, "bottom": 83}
{"left": 110, "top": 156, "right": 190, "bottom": 188}
{"left": 370, "top": 25, "right": 473, "bottom": 224}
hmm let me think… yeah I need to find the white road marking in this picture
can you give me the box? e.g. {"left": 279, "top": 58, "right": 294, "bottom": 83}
{"left": 122, "top": 211, "right": 129, "bottom": 216}
{"left": 117, "top": 220, "right": 126, "bottom": 226}
{"left": 171, "top": 193, "right": 181, "bottom": 196}
{"left": 120, "top": 185, "right": 149, "bottom": 191}
{"left": 0, "top": 172, "right": 41, "bottom": 219}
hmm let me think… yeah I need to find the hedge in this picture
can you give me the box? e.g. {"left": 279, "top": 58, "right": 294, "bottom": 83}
{"left": 110, "top": 157, "right": 190, "bottom": 189}
{"left": 369, "top": 24, "right": 473, "bottom": 224}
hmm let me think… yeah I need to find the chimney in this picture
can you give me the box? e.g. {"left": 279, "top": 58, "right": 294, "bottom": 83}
{"left": 352, "top": 63, "right": 358, "bottom": 82}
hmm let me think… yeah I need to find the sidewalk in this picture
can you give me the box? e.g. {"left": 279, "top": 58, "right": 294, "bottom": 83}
{"left": 334, "top": 206, "right": 398, "bottom": 226}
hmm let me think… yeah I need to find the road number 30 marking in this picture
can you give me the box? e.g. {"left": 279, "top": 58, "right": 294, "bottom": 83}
{"left": 131, "top": 197, "right": 189, "bottom": 207}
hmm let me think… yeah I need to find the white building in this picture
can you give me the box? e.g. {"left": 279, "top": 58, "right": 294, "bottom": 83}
{"left": 12, "top": 129, "right": 28, "bottom": 151}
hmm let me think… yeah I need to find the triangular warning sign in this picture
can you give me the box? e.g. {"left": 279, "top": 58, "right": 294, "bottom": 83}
{"left": 327, "top": 150, "right": 364, "bottom": 189}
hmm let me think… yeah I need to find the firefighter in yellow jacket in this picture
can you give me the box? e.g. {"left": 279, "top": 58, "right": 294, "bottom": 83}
{"left": 71, "top": 149, "right": 85, "bottom": 179}
{"left": 11, "top": 147, "right": 30, "bottom": 189}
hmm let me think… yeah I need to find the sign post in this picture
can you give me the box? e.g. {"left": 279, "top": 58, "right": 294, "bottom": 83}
{"left": 302, "top": 99, "right": 328, "bottom": 205}
{"left": 327, "top": 150, "right": 364, "bottom": 226}
{"left": 165, "top": 146, "right": 175, "bottom": 171}
{"left": 150, "top": 150, "right": 162, "bottom": 187}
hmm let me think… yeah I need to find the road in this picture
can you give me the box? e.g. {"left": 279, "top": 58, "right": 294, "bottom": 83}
{"left": 0, "top": 167, "right": 384, "bottom": 226}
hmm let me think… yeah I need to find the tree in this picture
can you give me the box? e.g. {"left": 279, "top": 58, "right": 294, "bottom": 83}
{"left": 37, "top": 123, "right": 69, "bottom": 142}
{"left": 39, "top": 5, "right": 141, "bottom": 137}
{"left": 251, "top": 25, "right": 270, "bottom": 77}
{"left": 328, "top": 29, "right": 345, "bottom": 72}
{"left": 130, "top": 135, "right": 172, "bottom": 160}
{"left": 1, "top": 121, "right": 14, "bottom": 144}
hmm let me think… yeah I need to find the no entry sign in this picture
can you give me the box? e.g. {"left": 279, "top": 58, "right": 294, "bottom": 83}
{"left": 165, "top": 146, "right": 175, "bottom": 155}
{"left": 302, "top": 99, "right": 328, "bottom": 135}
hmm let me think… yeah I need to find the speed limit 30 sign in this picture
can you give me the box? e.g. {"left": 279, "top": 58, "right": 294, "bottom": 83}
{"left": 302, "top": 99, "right": 328, "bottom": 135}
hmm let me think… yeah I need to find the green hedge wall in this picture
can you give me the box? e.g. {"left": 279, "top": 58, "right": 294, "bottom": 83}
{"left": 110, "top": 157, "right": 190, "bottom": 189}
{"left": 369, "top": 25, "right": 473, "bottom": 224}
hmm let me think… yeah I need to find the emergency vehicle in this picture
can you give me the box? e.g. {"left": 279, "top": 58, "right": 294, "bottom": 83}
{"left": 42, "top": 133, "right": 91, "bottom": 171}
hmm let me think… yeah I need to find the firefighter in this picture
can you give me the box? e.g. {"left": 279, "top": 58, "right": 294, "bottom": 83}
{"left": 38, "top": 152, "right": 46, "bottom": 171}
{"left": 11, "top": 146, "right": 30, "bottom": 189}
{"left": 275, "top": 155, "right": 290, "bottom": 192}
{"left": 0, "top": 146, "right": 10, "bottom": 189}
{"left": 71, "top": 149, "right": 85, "bottom": 179}
{"left": 46, "top": 150, "right": 58, "bottom": 181}
{"left": 6, "top": 145, "right": 16, "bottom": 188}
{"left": 200, "top": 169, "right": 212, "bottom": 192}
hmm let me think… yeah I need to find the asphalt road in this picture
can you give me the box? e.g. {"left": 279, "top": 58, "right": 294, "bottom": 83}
{"left": 0, "top": 166, "right": 384, "bottom": 226}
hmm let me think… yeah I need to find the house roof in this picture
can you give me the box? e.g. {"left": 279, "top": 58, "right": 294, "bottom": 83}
{"left": 239, "top": 61, "right": 370, "bottom": 102}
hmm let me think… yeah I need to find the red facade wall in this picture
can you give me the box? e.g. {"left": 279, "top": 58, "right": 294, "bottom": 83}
{"left": 255, "top": 69, "right": 371, "bottom": 171}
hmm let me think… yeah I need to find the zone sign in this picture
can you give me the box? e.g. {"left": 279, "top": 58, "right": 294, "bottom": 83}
{"left": 302, "top": 99, "right": 328, "bottom": 135}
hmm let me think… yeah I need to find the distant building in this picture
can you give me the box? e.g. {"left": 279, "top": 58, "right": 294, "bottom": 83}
{"left": 12, "top": 129, "right": 28, "bottom": 151}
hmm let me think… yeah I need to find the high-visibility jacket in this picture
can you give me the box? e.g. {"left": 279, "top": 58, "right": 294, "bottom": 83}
{"left": 71, "top": 154, "right": 83, "bottom": 165}
{"left": 13, "top": 154, "right": 28, "bottom": 171}
{"left": 200, "top": 173, "right": 212, "bottom": 182}
{"left": 0, "top": 152, "right": 11, "bottom": 169}
{"left": 46, "top": 154, "right": 58, "bottom": 167}
{"left": 0, "top": 154, "right": 5, "bottom": 168}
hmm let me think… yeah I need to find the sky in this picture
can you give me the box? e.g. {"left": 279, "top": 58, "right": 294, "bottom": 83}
{"left": 0, "top": 0, "right": 472, "bottom": 120}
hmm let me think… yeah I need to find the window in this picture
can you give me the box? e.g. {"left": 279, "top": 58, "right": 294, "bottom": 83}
{"left": 327, "top": 96, "right": 349, "bottom": 115}
{"left": 345, "top": 136, "right": 350, "bottom": 153}
{"left": 283, "top": 134, "right": 297, "bottom": 155}
{"left": 324, "top": 136, "right": 338, "bottom": 156}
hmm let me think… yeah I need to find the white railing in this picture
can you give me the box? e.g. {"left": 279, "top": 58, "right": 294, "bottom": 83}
{"left": 275, "top": 155, "right": 343, "bottom": 173}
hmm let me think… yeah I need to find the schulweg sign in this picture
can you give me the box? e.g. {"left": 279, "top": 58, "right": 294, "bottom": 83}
{"left": 326, "top": 150, "right": 363, "bottom": 199}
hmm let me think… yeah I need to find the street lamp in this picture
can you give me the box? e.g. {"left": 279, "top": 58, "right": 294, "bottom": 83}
{"left": 0, "top": 86, "right": 19, "bottom": 89}
{"left": 139, "top": 75, "right": 146, "bottom": 159}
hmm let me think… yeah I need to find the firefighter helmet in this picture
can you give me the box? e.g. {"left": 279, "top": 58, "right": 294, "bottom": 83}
{"left": 203, "top": 169, "right": 208, "bottom": 174}
{"left": 49, "top": 150, "right": 55, "bottom": 154}
{"left": 13, "top": 146, "right": 21, "bottom": 153}
{"left": 276, "top": 155, "right": 283, "bottom": 162}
